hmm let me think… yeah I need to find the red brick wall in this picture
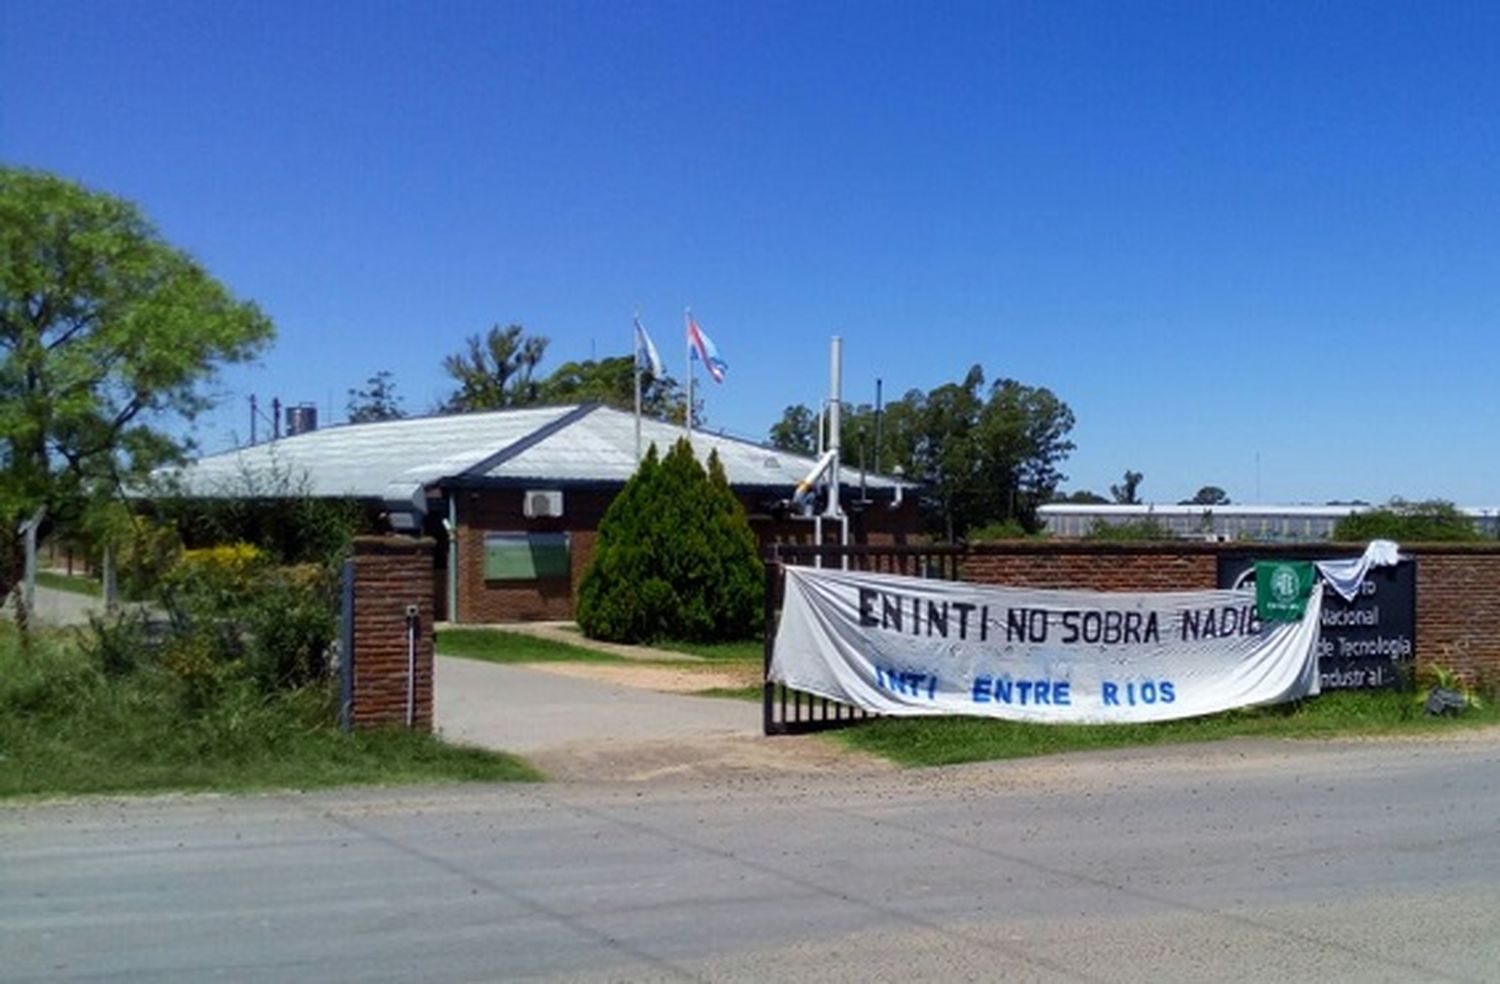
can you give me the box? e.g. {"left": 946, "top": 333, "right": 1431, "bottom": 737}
{"left": 963, "top": 541, "right": 1218, "bottom": 592}
{"left": 454, "top": 486, "right": 923, "bottom": 623}
{"left": 349, "top": 536, "right": 434, "bottom": 730}
{"left": 962, "top": 540, "right": 1500, "bottom": 687}
{"left": 454, "top": 488, "right": 612, "bottom": 623}
{"left": 1412, "top": 548, "right": 1500, "bottom": 688}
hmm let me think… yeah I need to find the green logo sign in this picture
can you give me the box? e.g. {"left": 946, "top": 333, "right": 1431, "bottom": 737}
{"left": 1255, "top": 561, "right": 1315, "bottom": 622}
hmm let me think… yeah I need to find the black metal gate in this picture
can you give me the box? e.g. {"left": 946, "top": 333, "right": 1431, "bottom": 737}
{"left": 762, "top": 544, "right": 966, "bottom": 735}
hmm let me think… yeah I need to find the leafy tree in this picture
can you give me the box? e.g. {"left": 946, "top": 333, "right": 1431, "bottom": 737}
{"left": 539, "top": 354, "right": 687, "bottom": 420}
{"left": 769, "top": 404, "right": 818, "bottom": 455}
{"left": 440, "top": 324, "right": 548, "bottom": 412}
{"left": 1054, "top": 489, "right": 1109, "bottom": 504}
{"left": 1111, "top": 470, "right": 1144, "bottom": 504}
{"left": 766, "top": 366, "right": 1075, "bottom": 539}
{"left": 346, "top": 370, "right": 406, "bottom": 423}
{"left": 576, "top": 439, "right": 763, "bottom": 643}
{"left": 1332, "top": 499, "right": 1485, "bottom": 542}
{"left": 1181, "top": 485, "right": 1230, "bottom": 506}
{"left": 0, "top": 167, "right": 273, "bottom": 622}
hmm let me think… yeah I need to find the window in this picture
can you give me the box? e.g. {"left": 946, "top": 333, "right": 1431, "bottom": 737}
{"left": 483, "top": 532, "right": 571, "bottom": 580}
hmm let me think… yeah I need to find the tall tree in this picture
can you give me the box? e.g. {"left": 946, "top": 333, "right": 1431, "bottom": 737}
{"left": 1181, "top": 485, "right": 1230, "bottom": 506}
{"left": 769, "top": 366, "right": 1076, "bottom": 539}
{"left": 1111, "top": 470, "right": 1144, "bottom": 504}
{"left": 1054, "top": 489, "right": 1109, "bottom": 504}
{"left": 538, "top": 354, "right": 687, "bottom": 420}
{"left": 346, "top": 370, "right": 405, "bottom": 423}
{"left": 576, "top": 440, "right": 762, "bottom": 643}
{"left": 768, "top": 404, "right": 818, "bottom": 455}
{"left": 440, "top": 324, "right": 548, "bottom": 412}
{"left": 0, "top": 167, "right": 274, "bottom": 614}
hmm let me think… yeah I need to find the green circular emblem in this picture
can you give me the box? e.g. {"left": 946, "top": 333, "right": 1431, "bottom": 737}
{"left": 1269, "top": 565, "right": 1300, "bottom": 604}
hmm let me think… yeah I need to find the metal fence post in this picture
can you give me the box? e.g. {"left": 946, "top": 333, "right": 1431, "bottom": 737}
{"left": 763, "top": 545, "right": 780, "bottom": 736}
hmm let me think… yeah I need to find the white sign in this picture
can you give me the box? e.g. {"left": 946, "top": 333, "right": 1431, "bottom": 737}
{"left": 770, "top": 567, "right": 1323, "bottom": 724}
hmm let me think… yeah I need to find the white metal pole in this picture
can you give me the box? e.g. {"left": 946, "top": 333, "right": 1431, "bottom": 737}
{"left": 446, "top": 496, "right": 458, "bottom": 622}
{"left": 684, "top": 309, "right": 693, "bottom": 442}
{"left": 21, "top": 507, "right": 42, "bottom": 614}
{"left": 406, "top": 611, "right": 417, "bottom": 728}
{"left": 827, "top": 337, "right": 846, "bottom": 566}
{"left": 827, "top": 336, "right": 842, "bottom": 515}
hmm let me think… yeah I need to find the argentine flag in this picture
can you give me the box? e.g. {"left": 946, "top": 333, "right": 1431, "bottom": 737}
{"left": 635, "top": 317, "right": 665, "bottom": 378}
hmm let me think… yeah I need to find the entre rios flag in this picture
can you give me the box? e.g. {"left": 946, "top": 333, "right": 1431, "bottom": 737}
{"left": 1255, "top": 560, "right": 1316, "bottom": 621}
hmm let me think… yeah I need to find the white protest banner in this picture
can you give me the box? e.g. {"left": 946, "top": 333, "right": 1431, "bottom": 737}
{"left": 770, "top": 566, "right": 1323, "bottom": 724}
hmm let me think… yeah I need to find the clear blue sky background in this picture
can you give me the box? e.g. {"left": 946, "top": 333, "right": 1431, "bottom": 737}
{"left": 4, "top": 1, "right": 1498, "bottom": 505}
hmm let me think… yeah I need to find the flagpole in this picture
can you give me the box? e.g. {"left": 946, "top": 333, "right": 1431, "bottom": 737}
{"left": 633, "top": 310, "right": 643, "bottom": 462}
{"left": 686, "top": 308, "right": 694, "bottom": 439}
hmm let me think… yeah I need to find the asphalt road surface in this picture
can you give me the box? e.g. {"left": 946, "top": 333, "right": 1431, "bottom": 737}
{"left": 5, "top": 733, "right": 1500, "bottom": 983}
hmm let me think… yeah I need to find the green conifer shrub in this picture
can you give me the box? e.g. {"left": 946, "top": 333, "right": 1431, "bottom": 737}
{"left": 577, "top": 439, "right": 764, "bottom": 643}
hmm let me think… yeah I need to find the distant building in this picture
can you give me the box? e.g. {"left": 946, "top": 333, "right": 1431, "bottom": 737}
{"left": 1039, "top": 503, "right": 1500, "bottom": 542}
{"left": 162, "top": 403, "right": 919, "bottom": 622}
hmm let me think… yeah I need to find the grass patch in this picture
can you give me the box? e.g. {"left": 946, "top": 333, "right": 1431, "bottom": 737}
{"left": 653, "top": 638, "right": 763, "bottom": 663}
{"left": 0, "top": 624, "right": 540, "bottom": 799}
{"left": 436, "top": 627, "right": 764, "bottom": 667}
{"left": 832, "top": 690, "right": 1500, "bottom": 767}
{"left": 436, "top": 627, "right": 629, "bottom": 664}
{"left": 35, "top": 570, "right": 103, "bottom": 597}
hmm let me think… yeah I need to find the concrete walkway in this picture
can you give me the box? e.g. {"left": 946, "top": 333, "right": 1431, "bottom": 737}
{"left": 434, "top": 655, "right": 882, "bottom": 781}
{"left": 1, "top": 583, "right": 111, "bottom": 627}
{"left": 435, "top": 655, "right": 757, "bottom": 753}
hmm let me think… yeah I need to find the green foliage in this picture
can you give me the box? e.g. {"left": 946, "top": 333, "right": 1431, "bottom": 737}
{"left": 1053, "top": 489, "right": 1109, "bottom": 504}
{"left": 0, "top": 167, "right": 273, "bottom": 605}
{"left": 1181, "top": 485, "right": 1230, "bottom": 506}
{"left": 577, "top": 440, "right": 764, "bottom": 643}
{"left": 1416, "top": 664, "right": 1487, "bottom": 709}
{"left": 769, "top": 404, "right": 818, "bottom": 455}
{"left": 150, "top": 451, "right": 367, "bottom": 565}
{"left": 768, "top": 365, "right": 1076, "bottom": 539}
{"left": 1332, "top": 499, "right": 1486, "bottom": 542}
{"left": 440, "top": 323, "right": 548, "bottom": 412}
{"left": 34, "top": 570, "right": 101, "bottom": 597}
{"left": 1084, "top": 517, "right": 1171, "bottom": 541}
{"left": 0, "top": 623, "right": 539, "bottom": 798}
{"left": 437, "top": 627, "right": 632, "bottom": 664}
{"left": 1111, "top": 469, "right": 1144, "bottom": 504}
{"left": 346, "top": 369, "right": 406, "bottom": 422}
{"left": 150, "top": 544, "right": 340, "bottom": 695}
{"left": 106, "top": 512, "right": 183, "bottom": 598}
{"left": 967, "top": 519, "right": 1035, "bottom": 541}
{"left": 538, "top": 354, "right": 687, "bottom": 421}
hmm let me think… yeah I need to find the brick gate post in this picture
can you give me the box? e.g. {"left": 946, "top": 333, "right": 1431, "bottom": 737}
{"left": 346, "top": 536, "right": 435, "bottom": 730}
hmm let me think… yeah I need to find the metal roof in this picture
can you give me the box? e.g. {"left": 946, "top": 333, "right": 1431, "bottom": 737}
{"left": 1039, "top": 503, "right": 1500, "bottom": 518}
{"left": 163, "top": 403, "right": 904, "bottom": 500}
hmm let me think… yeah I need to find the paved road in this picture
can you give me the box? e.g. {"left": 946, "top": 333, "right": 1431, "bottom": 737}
{"left": 1, "top": 583, "right": 107, "bottom": 627}
{"left": 6, "top": 734, "right": 1500, "bottom": 982}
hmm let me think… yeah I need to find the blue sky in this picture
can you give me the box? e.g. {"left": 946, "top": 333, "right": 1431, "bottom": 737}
{"left": 4, "top": 1, "right": 1499, "bottom": 504}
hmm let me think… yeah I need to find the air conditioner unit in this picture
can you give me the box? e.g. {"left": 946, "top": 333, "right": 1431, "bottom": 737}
{"left": 524, "top": 490, "right": 564, "bottom": 518}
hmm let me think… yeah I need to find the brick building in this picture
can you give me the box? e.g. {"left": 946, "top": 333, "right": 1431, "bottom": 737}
{"left": 168, "top": 403, "right": 920, "bottom": 622}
